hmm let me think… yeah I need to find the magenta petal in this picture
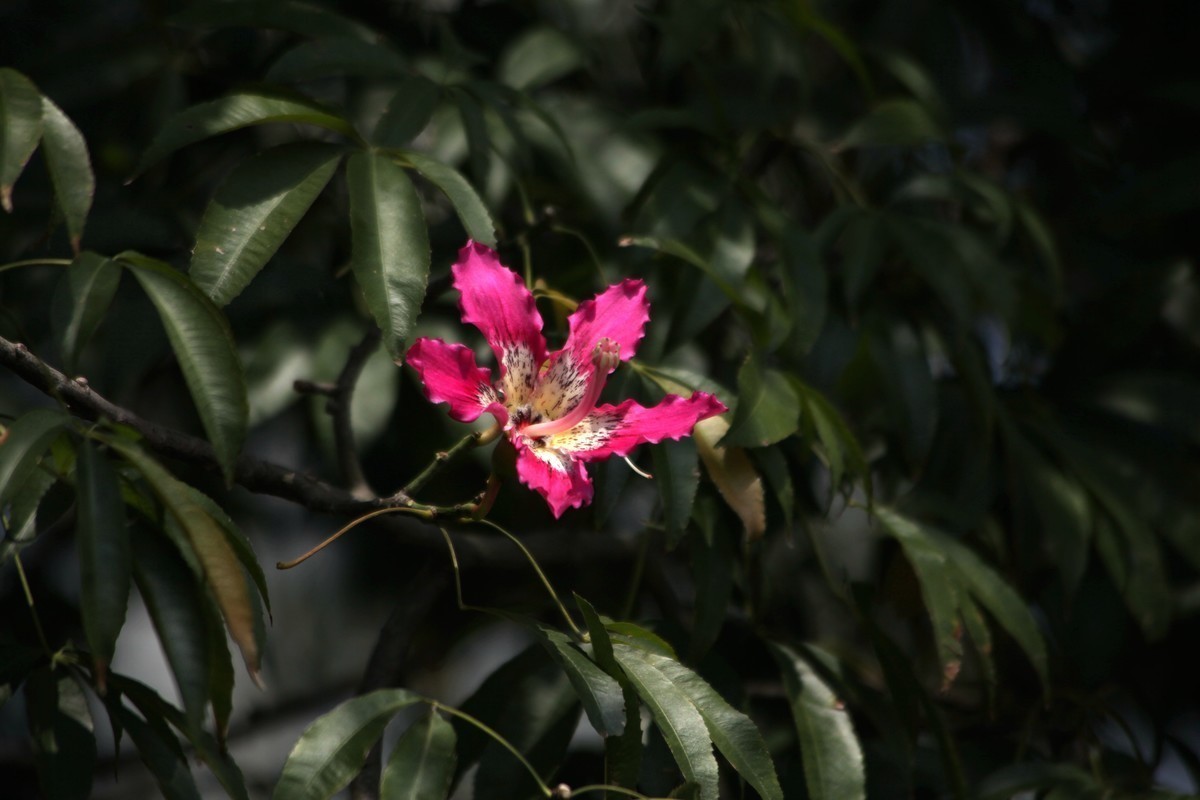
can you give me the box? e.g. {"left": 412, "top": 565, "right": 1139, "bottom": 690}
{"left": 514, "top": 441, "right": 594, "bottom": 518}
{"left": 562, "top": 279, "right": 649, "bottom": 366}
{"left": 406, "top": 338, "right": 506, "bottom": 425}
{"left": 452, "top": 241, "right": 547, "bottom": 401}
{"left": 569, "top": 392, "right": 728, "bottom": 461}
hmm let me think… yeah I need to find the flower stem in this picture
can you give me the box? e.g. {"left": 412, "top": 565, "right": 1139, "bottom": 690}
{"left": 14, "top": 553, "right": 53, "bottom": 658}
{"left": 399, "top": 422, "right": 501, "bottom": 499}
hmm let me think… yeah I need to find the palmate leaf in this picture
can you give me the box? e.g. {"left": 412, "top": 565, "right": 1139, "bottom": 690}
{"left": 381, "top": 709, "right": 457, "bottom": 800}
{"left": 133, "top": 88, "right": 360, "bottom": 176}
{"left": 347, "top": 151, "right": 431, "bottom": 359}
{"left": 575, "top": 595, "right": 642, "bottom": 789}
{"left": 40, "top": 95, "right": 94, "bottom": 252}
{"left": 399, "top": 149, "right": 497, "bottom": 247}
{"left": 532, "top": 624, "right": 626, "bottom": 736}
{"left": 191, "top": 142, "right": 343, "bottom": 307}
{"left": 274, "top": 689, "right": 423, "bottom": 800}
{"left": 75, "top": 440, "right": 131, "bottom": 688}
{"left": 0, "top": 67, "right": 44, "bottom": 212}
{"left": 373, "top": 76, "right": 442, "bottom": 148}
{"left": 120, "top": 253, "right": 247, "bottom": 483}
{"left": 103, "top": 437, "right": 262, "bottom": 685}
{"left": 770, "top": 643, "right": 866, "bottom": 800}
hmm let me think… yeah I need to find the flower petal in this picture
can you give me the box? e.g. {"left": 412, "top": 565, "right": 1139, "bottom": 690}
{"left": 514, "top": 440, "right": 594, "bottom": 518}
{"left": 453, "top": 241, "right": 546, "bottom": 409}
{"left": 406, "top": 337, "right": 506, "bottom": 424}
{"left": 552, "top": 392, "right": 727, "bottom": 461}
{"left": 561, "top": 279, "right": 649, "bottom": 366}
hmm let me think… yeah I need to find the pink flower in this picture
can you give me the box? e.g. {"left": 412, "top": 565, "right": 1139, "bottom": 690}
{"left": 406, "top": 241, "right": 727, "bottom": 517}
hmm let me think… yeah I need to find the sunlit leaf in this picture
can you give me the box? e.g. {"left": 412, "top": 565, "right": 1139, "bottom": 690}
{"left": 533, "top": 624, "right": 626, "bottom": 736}
{"left": 614, "top": 645, "right": 720, "bottom": 800}
{"left": 191, "top": 142, "right": 342, "bottom": 306}
{"left": 105, "top": 438, "right": 261, "bottom": 683}
{"left": 133, "top": 89, "right": 359, "bottom": 176}
{"left": 575, "top": 595, "right": 642, "bottom": 789}
{"left": 40, "top": 96, "right": 93, "bottom": 252}
{"left": 771, "top": 643, "right": 866, "bottom": 800}
{"left": 274, "top": 689, "right": 423, "bottom": 800}
{"left": 499, "top": 26, "right": 584, "bottom": 90}
{"left": 0, "top": 67, "right": 44, "bottom": 212}
{"left": 75, "top": 440, "right": 131, "bottom": 688}
{"left": 381, "top": 709, "right": 457, "bottom": 800}
{"left": 399, "top": 149, "right": 496, "bottom": 247}
{"left": 121, "top": 253, "right": 248, "bottom": 483}
{"left": 346, "top": 151, "right": 431, "bottom": 359}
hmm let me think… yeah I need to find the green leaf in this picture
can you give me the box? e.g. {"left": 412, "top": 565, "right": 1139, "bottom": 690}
{"left": 121, "top": 253, "right": 248, "bottom": 483}
{"left": 653, "top": 437, "right": 699, "bottom": 545}
{"left": 621, "top": 235, "right": 746, "bottom": 310}
{"left": 0, "top": 68, "right": 44, "bottom": 212}
{"left": 693, "top": 415, "right": 767, "bottom": 540}
{"left": 40, "top": 96, "right": 93, "bottom": 252}
{"left": 0, "top": 461, "right": 57, "bottom": 567}
{"left": 186, "top": 485, "right": 272, "bottom": 615}
{"left": 839, "top": 99, "right": 943, "bottom": 149}
{"left": 346, "top": 151, "right": 431, "bottom": 358}
{"left": 771, "top": 643, "right": 866, "bottom": 800}
{"left": 373, "top": 76, "right": 442, "bottom": 148}
{"left": 266, "top": 39, "right": 407, "bottom": 83}
{"left": 115, "top": 704, "right": 202, "bottom": 800}
{"left": 449, "top": 88, "right": 491, "bottom": 188}
{"left": 0, "top": 409, "right": 67, "bottom": 510}
{"left": 133, "top": 89, "right": 359, "bottom": 176}
{"left": 75, "top": 441, "right": 131, "bottom": 686}
{"left": 275, "top": 689, "right": 423, "bottom": 800}
{"left": 131, "top": 527, "right": 211, "bottom": 730}
{"left": 752, "top": 446, "right": 794, "bottom": 530}
{"left": 381, "top": 709, "right": 457, "bottom": 800}
{"left": 689, "top": 505, "right": 733, "bottom": 660}
{"left": 169, "top": 0, "right": 374, "bottom": 40}
{"left": 798, "top": 383, "right": 869, "bottom": 497}
{"left": 779, "top": 229, "right": 827, "bottom": 355}
{"left": 191, "top": 142, "right": 342, "bottom": 306}
{"left": 650, "top": 651, "right": 783, "bottom": 800}
{"left": 399, "top": 149, "right": 497, "bottom": 247}
{"left": 27, "top": 669, "right": 96, "bottom": 800}
{"left": 533, "top": 624, "right": 626, "bottom": 736}
{"left": 613, "top": 645, "right": 720, "bottom": 800}
{"left": 721, "top": 357, "right": 801, "bottom": 448}
{"left": 499, "top": 26, "right": 584, "bottom": 90}
{"left": 58, "top": 252, "right": 121, "bottom": 373}
{"left": 105, "top": 437, "right": 261, "bottom": 683}
{"left": 575, "top": 595, "right": 642, "bottom": 790}
{"left": 110, "top": 674, "right": 250, "bottom": 800}
{"left": 203, "top": 591, "right": 236, "bottom": 746}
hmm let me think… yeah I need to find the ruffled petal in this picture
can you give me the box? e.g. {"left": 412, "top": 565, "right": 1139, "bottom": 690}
{"left": 552, "top": 392, "right": 727, "bottom": 461}
{"left": 406, "top": 338, "right": 507, "bottom": 425}
{"left": 561, "top": 279, "right": 649, "bottom": 366}
{"left": 514, "top": 440, "right": 594, "bottom": 518}
{"left": 452, "top": 241, "right": 546, "bottom": 409}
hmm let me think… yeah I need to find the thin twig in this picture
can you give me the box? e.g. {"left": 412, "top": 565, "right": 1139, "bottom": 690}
{"left": 396, "top": 423, "right": 502, "bottom": 500}
{"left": 327, "top": 326, "right": 381, "bottom": 498}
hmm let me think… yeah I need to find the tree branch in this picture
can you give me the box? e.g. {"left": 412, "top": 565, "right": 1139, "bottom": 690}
{"left": 0, "top": 335, "right": 634, "bottom": 569}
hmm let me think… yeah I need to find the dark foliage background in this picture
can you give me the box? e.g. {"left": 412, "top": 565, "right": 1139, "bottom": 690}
{"left": 3, "top": 1, "right": 1200, "bottom": 798}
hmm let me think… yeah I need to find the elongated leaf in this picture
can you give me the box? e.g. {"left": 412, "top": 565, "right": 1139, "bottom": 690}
{"left": 111, "top": 674, "right": 250, "bottom": 800}
{"left": 0, "top": 68, "right": 44, "bottom": 212}
{"left": 203, "top": 592, "right": 236, "bottom": 746}
{"left": 191, "top": 142, "right": 342, "bottom": 306}
{"left": 839, "top": 99, "right": 943, "bottom": 149}
{"left": 693, "top": 415, "right": 766, "bottom": 540}
{"left": 0, "top": 409, "right": 67, "bottom": 509}
{"left": 799, "top": 384, "right": 870, "bottom": 497}
{"left": 105, "top": 437, "right": 261, "bottom": 682}
{"left": 75, "top": 441, "right": 131, "bottom": 687}
{"left": 653, "top": 437, "right": 699, "bottom": 545}
{"left": 346, "top": 151, "right": 431, "bottom": 358}
{"left": 381, "top": 710, "right": 457, "bottom": 800}
{"left": 499, "top": 26, "right": 584, "bottom": 90}
{"left": 400, "top": 149, "right": 496, "bottom": 247}
{"left": 27, "top": 669, "right": 96, "bottom": 800}
{"left": 771, "top": 643, "right": 866, "bottom": 800}
{"left": 169, "top": 0, "right": 374, "bottom": 40}
{"left": 613, "top": 645, "right": 720, "bottom": 800}
{"left": 649, "top": 651, "right": 783, "bottom": 800}
{"left": 534, "top": 624, "right": 626, "bottom": 736}
{"left": 121, "top": 253, "right": 247, "bottom": 482}
{"left": 59, "top": 252, "right": 121, "bottom": 373}
{"left": 621, "top": 235, "right": 746, "bottom": 309}
{"left": 40, "top": 96, "right": 93, "bottom": 252}
{"left": 780, "top": 229, "right": 827, "bottom": 354}
{"left": 575, "top": 595, "right": 642, "bottom": 789}
{"left": 689, "top": 504, "right": 732, "bottom": 660}
{"left": 721, "top": 357, "right": 801, "bottom": 448}
{"left": 116, "top": 704, "right": 201, "bottom": 800}
{"left": 266, "top": 39, "right": 406, "bottom": 83}
{"left": 131, "top": 527, "right": 211, "bottom": 730}
{"left": 374, "top": 76, "right": 441, "bottom": 148}
{"left": 186, "top": 485, "right": 272, "bottom": 615}
{"left": 275, "top": 689, "right": 423, "bottom": 800}
{"left": 450, "top": 89, "right": 490, "bottom": 187}
{"left": 133, "top": 89, "right": 359, "bottom": 176}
